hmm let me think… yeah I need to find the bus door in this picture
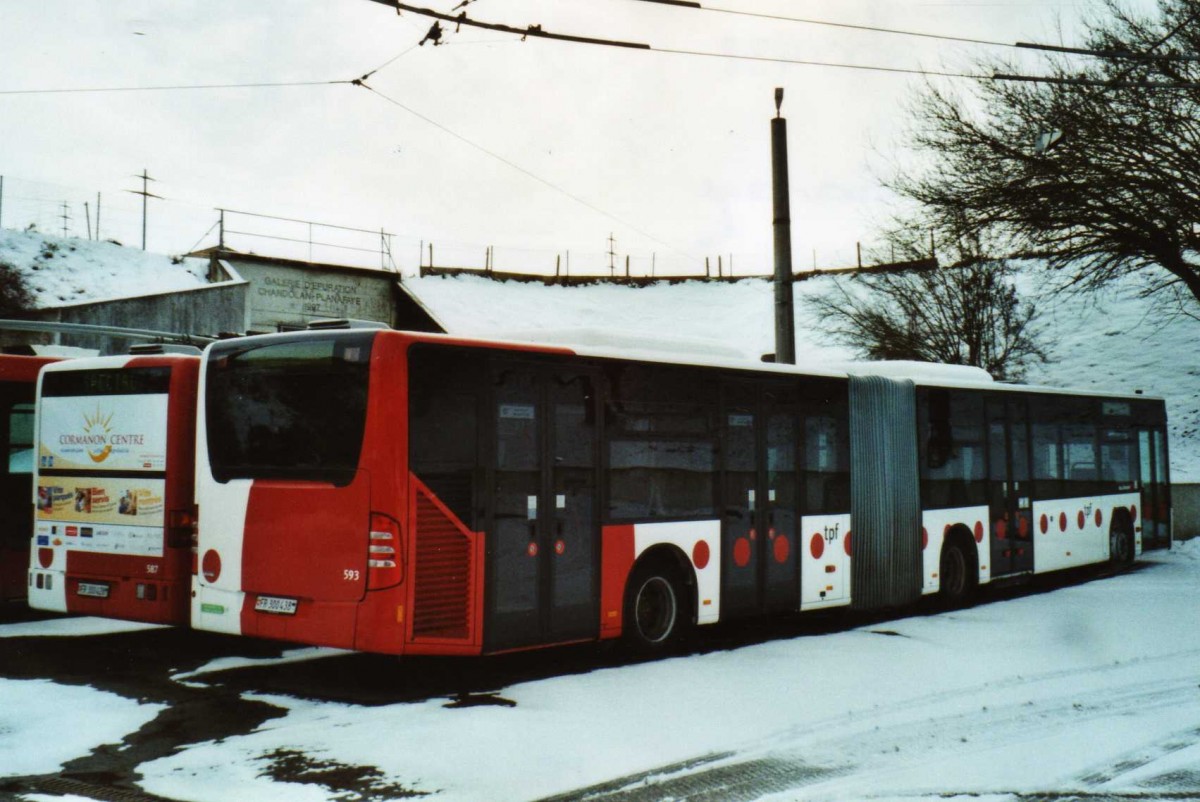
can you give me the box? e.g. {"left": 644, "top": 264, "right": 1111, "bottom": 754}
{"left": 1138, "top": 426, "right": 1170, "bottom": 549}
{"left": 987, "top": 396, "right": 1033, "bottom": 576}
{"left": 721, "top": 382, "right": 799, "bottom": 616}
{"left": 487, "top": 361, "right": 599, "bottom": 651}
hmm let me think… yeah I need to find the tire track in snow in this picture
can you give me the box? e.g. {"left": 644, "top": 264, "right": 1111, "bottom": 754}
{"left": 545, "top": 651, "right": 1200, "bottom": 801}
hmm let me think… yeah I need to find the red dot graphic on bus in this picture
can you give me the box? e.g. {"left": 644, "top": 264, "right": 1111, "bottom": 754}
{"left": 921, "top": 527, "right": 928, "bottom": 550}
{"left": 973, "top": 521, "right": 984, "bottom": 543}
{"left": 37, "top": 547, "right": 53, "bottom": 569}
{"left": 692, "top": 540, "right": 711, "bottom": 570}
{"left": 809, "top": 533, "right": 824, "bottom": 561}
{"left": 1040, "top": 514, "right": 1049, "bottom": 535}
{"left": 844, "top": 531, "right": 852, "bottom": 557}
{"left": 1095, "top": 509, "right": 1103, "bottom": 528}
{"left": 1018, "top": 515, "right": 1029, "bottom": 538}
{"left": 773, "top": 535, "right": 790, "bottom": 564}
{"left": 1077, "top": 510, "right": 1086, "bottom": 530}
{"left": 995, "top": 519, "right": 1007, "bottom": 540}
{"left": 554, "top": 539, "right": 566, "bottom": 556}
{"left": 1059, "top": 512, "right": 1068, "bottom": 532}
{"left": 527, "top": 542, "right": 539, "bottom": 558}
{"left": 201, "top": 550, "right": 222, "bottom": 583}
{"left": 733, "top": 537, "right": 751, "bottom": 567}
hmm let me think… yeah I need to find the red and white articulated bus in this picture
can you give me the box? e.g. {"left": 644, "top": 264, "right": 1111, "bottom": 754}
{"left": 28, "top": 349, "right": 200, "bottom": 624}
{"left": 0, "top": 355, "right": 60, "bottom": 603}
{"left": 190, "top": 324, "right": 1171, "bottom": 654}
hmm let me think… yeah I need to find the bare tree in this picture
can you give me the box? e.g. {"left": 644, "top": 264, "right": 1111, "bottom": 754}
{"left": 893, "top": 0, "right": 1200, "bottom": 318}
{"left": 808, "top": 244, "right": 1048, "bottom": 381}
{"left": 0, "top": 260, "right": 33, "bottom": 315}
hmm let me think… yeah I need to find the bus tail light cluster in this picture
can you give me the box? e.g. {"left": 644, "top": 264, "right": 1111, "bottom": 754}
{"left": 368, "top": 513, "right": 404, "bottom": 590}
{"left": 168, "top": 508, "right": 195, "bottom": 550}
{"left": 190, "top": 505, "right": 200, "bottom": 576}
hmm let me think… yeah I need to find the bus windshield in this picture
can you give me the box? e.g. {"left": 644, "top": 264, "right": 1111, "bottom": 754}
{"left": 205, "top": 333, "right": 373, "bottom": 486}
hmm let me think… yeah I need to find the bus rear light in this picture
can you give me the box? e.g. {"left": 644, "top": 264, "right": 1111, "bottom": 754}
{"left": 167, "top": 509, "right": 194, "bottom": 549}
{"left": 368, "top": 513, "right": 403, "bottom": 590}
{"left": 190, "top": 506, "right": 200, "bottom": 575}
{"left": 37, "top": 548, "right": 53, "bottom": 569}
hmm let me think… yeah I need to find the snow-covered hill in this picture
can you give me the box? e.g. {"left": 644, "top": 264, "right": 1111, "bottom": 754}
{"left": 0, "top": 227, "right": 206, "bottom": 307}
{"left": 1, "top": 227, "right": 1196, "bottom": 480}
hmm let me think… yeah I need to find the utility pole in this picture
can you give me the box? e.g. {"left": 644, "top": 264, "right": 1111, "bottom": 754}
{"left": 125, "top": 169, "right": 161, "bottom": 250}
{"left": 771, "top": 87, "right": 796, "bottom": 365}
{"left": 607, "top": 232, "right": 617, "bottom": 277}
{"left": 96, "top": 193, "right": 101, "bottom": 242}
{"left": 59, "top": 202, "right": 71, "bottom": 238}
{"left": 85, "top": 203, "right": 92, "bottom": 240}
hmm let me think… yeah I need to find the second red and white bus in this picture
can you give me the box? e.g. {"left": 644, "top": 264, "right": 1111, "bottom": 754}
{"left": 189, "top": 325, "right": 1171, "bottom": 654}
{"left": 28, "top": 350, "right": 199, "bottom": 624}
{"left": 0, "top": 354, "right": 59, "bottom": 603}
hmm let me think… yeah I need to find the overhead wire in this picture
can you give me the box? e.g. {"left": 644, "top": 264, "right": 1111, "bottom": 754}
{"left": 353, "top": 81, "right": 694, "bottom": 257}
{"left": 651, "top": 47, "right": 983, "bottom": 79}
{"left": 995, "top": 5, "right": 1200, "bottom": 87}
{"left": 629, "top": 0, "right": 1013, "bottom": 48}
{"left": 0, "top": 79, "right": 351, "bottom": 96}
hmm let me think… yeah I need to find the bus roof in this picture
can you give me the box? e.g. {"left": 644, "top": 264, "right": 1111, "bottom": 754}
{"left": 204, "top": 327, "right": 1166, "bottom": 405}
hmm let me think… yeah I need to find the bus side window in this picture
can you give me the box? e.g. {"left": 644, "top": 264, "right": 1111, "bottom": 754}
{"left": 925, "top": 389, "right": 953, "bottom": 469}
{"left": 1100, "top": 428, "right": 1136, "bottom": 485}
{"left": 804, "top": 415, "right": 849, "bottom": 513}
{"left": 1032, "top": 422, "right": 1061, "bottom": 498}
{"left": 920, "top": 389, "right": 985, "bottom": 508}
{"left": 605, "top": 365, "right": 716, "bottom": 521}
{"left": 408, "top": 347, "right": 483, "bottom": 526}
{"left": 1062, "top": 423, "right": 1098, "bottom": 496}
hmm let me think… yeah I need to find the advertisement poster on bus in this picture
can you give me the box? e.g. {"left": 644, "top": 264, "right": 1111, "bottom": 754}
{"left": 37, "top": 394, "right": 168, "bottom": 473}
{"left": 35, "top": 393, "right": 168, "bottom": 557}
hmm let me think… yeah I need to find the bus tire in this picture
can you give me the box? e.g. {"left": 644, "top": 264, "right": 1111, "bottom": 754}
{"left": 1110, "top": 518, "right": 1135, "bottom": 568}
{"left": 624, "top": 560, "right": 688, "bottom": 652}
{"left": 938, "top": 534, "right": 977, "bottom": 608}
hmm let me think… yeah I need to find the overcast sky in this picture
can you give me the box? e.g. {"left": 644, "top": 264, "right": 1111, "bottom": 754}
{"left": 0, "top": 1, "right": 1144, "bottom": 276}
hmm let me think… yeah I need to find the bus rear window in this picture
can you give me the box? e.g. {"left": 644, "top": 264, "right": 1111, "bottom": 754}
{"left": 205, "top": 334, "right": 373, "bottom": 486}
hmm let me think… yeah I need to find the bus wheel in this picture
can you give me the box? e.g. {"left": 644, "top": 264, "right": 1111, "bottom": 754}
{"left": 624, "top": 562, "right": 686, "bottom": 652}
{"left": 1110, "top": 522, "right": 1134, "bottom": 568}
{"left": 939, "top": 536, "right": 977, "bottom": 608}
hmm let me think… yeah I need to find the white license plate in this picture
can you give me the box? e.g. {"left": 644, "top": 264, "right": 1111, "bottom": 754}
{"left": 77, "top": 582, "right": 109, "bottom": 599}
{"left": 254, "top": 595, "right": 298, "bottom": 615}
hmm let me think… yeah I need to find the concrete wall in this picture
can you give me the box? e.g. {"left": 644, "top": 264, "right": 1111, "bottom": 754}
{"left": 23, "top": 277, "right": 249, "bottom": 354}
{"left": 1174, "top": 483, "right": 1200, "bottom": 541}
{"left": 229, "top": 258, "right": 396, "bottom": 331}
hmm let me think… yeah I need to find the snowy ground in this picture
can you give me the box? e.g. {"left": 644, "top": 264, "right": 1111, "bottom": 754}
{"left": 0, "top": 679, "right": 162, "bottom": 778}
{"left": 2, "top": 542, "right": 1199, "bottom": 801}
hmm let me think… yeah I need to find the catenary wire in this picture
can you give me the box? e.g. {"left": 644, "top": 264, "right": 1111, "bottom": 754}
{"left": 629, "top": 0, "right": 1013, "bottom": 48}
{"left": 355, "top": 81, "right": 694, "bottom": 258}
{"left": 0, "top": 79, "right": 351, "bottom": 96}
